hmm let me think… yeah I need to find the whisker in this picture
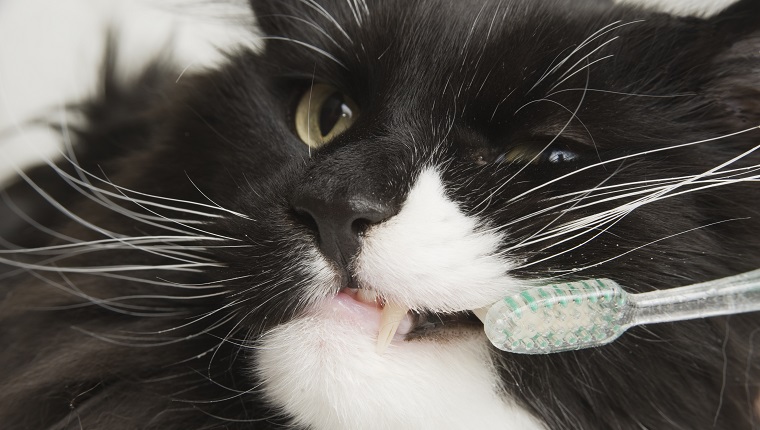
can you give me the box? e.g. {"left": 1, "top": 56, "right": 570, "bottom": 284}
{"left": 546, "top": 54, "right": 614, "bottom": 95}
{"left": 259, "top": 36, "right": 346, "bottom": 68}
{"left": 505, "top": 125, "right": 760, "bottom": 204}
{"left": 70, "top": 312, "right": 241, "bottom": 348}
{"left": 0, "top": 190, "right": 80, "bottom": 244}
{"left": 522, "top": 218, "right": 746, "bottom": 275}
{"left": 296, "top": 0, "right": 352, "bottom": 42}
{"left": 506, "top": 167, "right": 759, "bottom": 262}
{"left": 268, "top": 14, "right": 344, "bottom": 50}
{"left": 0, "top": 255, "right": 221, "bottom": 274}
{"left": 36, "top": 166, "right": 216, "bottom": 238}
{"left": 27, "top": 270, "right": 192, "bottom": 317}
{"left": 545, "top": 87, "right": 696, "bottom": 99}
{"left": 97, "top": 168, "right": 242, "bottom": 242}
{"left": 4, "top": 166, "right": 214, "bottom": 270}
{"left": 479, "top": 61, "right": 592, "bottom": 207}
{"left": 528, "top": 20, "right": 643, "bottom": 93}
{"left": 59, "top": 153, "right": 250, "bottom": 220}
{"left": 0, "top": 235, "right": 224, "bottom": 254}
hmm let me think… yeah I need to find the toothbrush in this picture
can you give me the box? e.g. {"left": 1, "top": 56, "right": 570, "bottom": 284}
{"left": 475, "top": 268, "right": 760, "bottom": 354}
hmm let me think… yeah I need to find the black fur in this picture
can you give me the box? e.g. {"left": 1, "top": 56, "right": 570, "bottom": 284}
{"left": 1, "top": 0, "right": 760, "bottom": 428}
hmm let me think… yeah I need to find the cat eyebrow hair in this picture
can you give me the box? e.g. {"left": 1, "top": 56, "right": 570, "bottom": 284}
{"left": 528, "top": 20, "right": 644, "bottom": 94}
{"left": 524, "top": 122, "right": 595, "bottom": 145}
{"left": 345, "top": 0, "right": 370, "bottom": 27}
{"left": 296, "top": 0, "right": 353, "bottom": 42}
{"left": 544, "top": 88, "right": 696, "bottom": 99}
{"left": 259, "top": 36, "right": 347, "bottom": 68}
{"left": 267, "top": 14, "right": 345, "bottom": 50}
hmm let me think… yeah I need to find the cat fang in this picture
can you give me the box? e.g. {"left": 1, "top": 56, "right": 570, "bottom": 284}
{"left": 336, "top": 287, "right": 413, "bottom": 353}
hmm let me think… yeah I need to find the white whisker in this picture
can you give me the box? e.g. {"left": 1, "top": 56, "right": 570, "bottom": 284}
{"left": 545, "top": 87, "right": 696, "bottom": 99}
{"left": 506, "top": 161, "right": 759, "bottom": 261}
{"left": 506, "top": 126, "right": 760, "bottom": 204}
{"left": 528, "top": 20, "right": 643, "bottom": 93}
{"left": 26, "top": 270, "right": 191, "bottom": 317}
{"left": 0, "top": 255, "right": 221, "bottom": 274}
{"left": 0, "top": 190, "right": 80, "bottom": 244}
{"left": 479, "top": 62, "right": 592, "bottom": 207}
{"left": 271, "top": 14, "right": 344, "bottom": 50}
{"left": 524, "top": 218, "right": 746, "bottom": 275}
{"left": 297, "top": 0, "right": 352, "bottom": 42}
{"left": 59, "top": 153, "right": 250, "bottom": 220}
{"left": 259, "top": 36, "right": 346, "bottom": 68}
{"left": 546, "top": 54, "right": 614, "bottom": 95}
{"left": 47, "top": 164, "right": 217, "bottom": 237}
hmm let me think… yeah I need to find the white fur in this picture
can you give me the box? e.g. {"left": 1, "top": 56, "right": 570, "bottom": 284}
{"left": 257, "top": 168, "right": 544, "bottom": 429}
{"left": 356, "top": 168, "right": 523, "bottom": 312}
{"left": 256, "top": 315, "right": 544, "bottom": 430}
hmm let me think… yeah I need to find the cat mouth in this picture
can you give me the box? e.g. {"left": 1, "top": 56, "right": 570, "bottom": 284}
{"left": 339, "top": 288, "right": 482, "bottom": 352}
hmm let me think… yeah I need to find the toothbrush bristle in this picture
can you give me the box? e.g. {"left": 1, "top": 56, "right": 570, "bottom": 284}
{"left": 483, "top": 279, "right": 629, "bottom": 354}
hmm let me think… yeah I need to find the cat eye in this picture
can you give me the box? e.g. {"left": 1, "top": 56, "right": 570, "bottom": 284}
{"left": 295, "top": 83, "right": 359, "bottom": 149}
{"left": 497, "top": 142, "right": 579, "bottom": 165}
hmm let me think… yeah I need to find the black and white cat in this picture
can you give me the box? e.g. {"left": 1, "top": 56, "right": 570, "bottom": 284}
{"left": 1, "top": 0, "right": 760, "bottom": 428}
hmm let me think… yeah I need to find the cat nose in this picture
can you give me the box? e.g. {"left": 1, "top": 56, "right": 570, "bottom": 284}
{"left": 290, "top": 188, "right": 397, "bottom": 270}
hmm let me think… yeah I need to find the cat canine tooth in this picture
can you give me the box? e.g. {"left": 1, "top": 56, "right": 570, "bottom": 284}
{"left": 376, "top": 302, "right": 409, "bottom": 354}
{"left": 357, "top": 288, "right": 379, "bottom": 305}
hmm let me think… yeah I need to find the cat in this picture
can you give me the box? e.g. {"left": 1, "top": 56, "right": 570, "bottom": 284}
{"left": 1, "top": 0, "right": 760, "bottom": 428}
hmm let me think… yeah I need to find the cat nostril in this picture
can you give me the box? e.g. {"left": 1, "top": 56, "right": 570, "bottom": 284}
{"left": 289, "top": 190, "right": 397, "bottom": 269}
{"left": 351, "top": 218, "right": 372, "bottom": 236}
{"left": 293, "top": 208, "right": 319, "bottom": 235}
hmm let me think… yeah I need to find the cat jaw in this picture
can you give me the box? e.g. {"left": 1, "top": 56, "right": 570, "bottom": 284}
{"left": 256, "top": 167, "right": 541, "bottom": 429}
{"left": 255, "top": 315, "right": 543, "bottom": 430}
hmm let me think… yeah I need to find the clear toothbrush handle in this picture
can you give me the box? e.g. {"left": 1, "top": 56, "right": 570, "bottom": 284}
{"left": 629, "top": 268, "right": 760, "bottom": 326}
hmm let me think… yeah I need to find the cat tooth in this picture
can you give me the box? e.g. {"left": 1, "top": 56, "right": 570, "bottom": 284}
{"left": 357, "top": 288, "right": 378, "bottom": 305}
{"left": 472, "top": 307, "right": 488, "bottom": 324}
{"left": 376, "top": 302, "right": 409, "bottom": 354}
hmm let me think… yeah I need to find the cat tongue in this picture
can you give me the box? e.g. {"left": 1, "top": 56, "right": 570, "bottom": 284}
{"left": 376, "top": 302, "right": 410, "bottom": 354}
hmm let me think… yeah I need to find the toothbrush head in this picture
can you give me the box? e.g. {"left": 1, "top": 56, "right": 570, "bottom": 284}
{"left": 483, "top": 279, "right": 630, "bottom": 354}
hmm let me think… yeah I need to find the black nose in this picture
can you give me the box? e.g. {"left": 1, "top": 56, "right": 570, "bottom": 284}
{"left": 290, "top": 186, "right": 397, "bottom": 270}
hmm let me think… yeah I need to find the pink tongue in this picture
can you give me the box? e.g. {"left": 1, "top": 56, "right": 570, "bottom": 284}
{"left": 325, "top": 292, "right": 413, "bottom": 338}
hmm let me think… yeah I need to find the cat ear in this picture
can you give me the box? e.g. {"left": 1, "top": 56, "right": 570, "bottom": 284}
{"left": 703, "top": 0, "right": 760, "bottom": 126}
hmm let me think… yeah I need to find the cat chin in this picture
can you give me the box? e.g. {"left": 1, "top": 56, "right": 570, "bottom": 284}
{"left": 255, "top": 312, "right": 543, "bottom": 430}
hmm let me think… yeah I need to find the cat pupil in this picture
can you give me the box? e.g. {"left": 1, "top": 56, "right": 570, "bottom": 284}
{"left": 319, "top": 93, "right": 352, "bottom": 137}
{"left": 546, "top": 147, "right": 577, "bottom": 163}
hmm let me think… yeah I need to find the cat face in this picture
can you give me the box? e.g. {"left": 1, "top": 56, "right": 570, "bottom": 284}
{"left": 1, "top": 0, "right": 760, "bottom": 429}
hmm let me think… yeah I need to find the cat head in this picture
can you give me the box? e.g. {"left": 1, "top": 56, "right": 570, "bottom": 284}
{"left": 186, "top": 0, "right": 760, "bottom": 326}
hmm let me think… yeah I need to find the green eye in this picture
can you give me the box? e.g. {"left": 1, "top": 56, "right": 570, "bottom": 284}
{"left": 295, "top": 83, "right": 359, "bottom": 149}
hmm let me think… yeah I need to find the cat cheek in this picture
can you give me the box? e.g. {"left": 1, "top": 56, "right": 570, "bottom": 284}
{"left": 354, "top": 167, "right": 522, "bottom": 312}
